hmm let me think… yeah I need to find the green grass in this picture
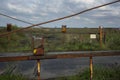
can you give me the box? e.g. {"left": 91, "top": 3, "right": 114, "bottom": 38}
{"left": 1, "top": 65, "right": 120, "bottom": 80}
{"left": 0, "top": 74, "right": 27, "bottom": 80}
{"left": 0, "top": 27, "right": 120, "bottom": 52}
{"left": 0, "top": 27, "right": 120, "bottom": 80}
{"left": 0, "top": 27, "right": 31, "bottom": 52}
{"left": 54, "top": 65, "right": 120, "bottom": 80}
{"left": 0, "top": 63, "right": 27, "bottom": 80}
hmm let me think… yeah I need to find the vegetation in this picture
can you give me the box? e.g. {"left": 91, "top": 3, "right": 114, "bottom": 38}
{"left": 0, "top": 26, "right": 120, "bottom": 52}
{"left": 0, "top": 74, "right": 27, "bottom": 80}
{"left": 0, "top": 26, "right": 120, "bottom": 79}
{"left": 0, "top": 25, "right": 31, "bottom": 52}
{"left": 1, "top": 64, "right": 120, "bottom": 80}
{"left": 0, "top": 63, "right": 27, "bottom": 80}
{"left": 54, "top": 65, "right": 120, "bottom": 80}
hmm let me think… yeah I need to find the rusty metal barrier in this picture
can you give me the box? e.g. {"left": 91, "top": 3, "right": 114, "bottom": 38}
{"left": 0, "top": 50, "right": 120, "bottom": 80}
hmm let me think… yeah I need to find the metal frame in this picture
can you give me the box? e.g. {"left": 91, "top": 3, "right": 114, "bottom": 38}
{"left": 0, "top": 51, "right": 120, "bottom": 80}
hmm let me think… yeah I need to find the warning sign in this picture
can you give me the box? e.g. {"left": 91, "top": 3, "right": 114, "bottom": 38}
{"left": 90, "top": 34, "right": 96, "bottom": 39}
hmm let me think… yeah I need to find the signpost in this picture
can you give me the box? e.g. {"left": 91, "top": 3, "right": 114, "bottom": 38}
{"left": 90, "top": 34, "right": 96, "bottom": 39}
{"left": 32, "top": 36, "right": 44, "bottom": 80}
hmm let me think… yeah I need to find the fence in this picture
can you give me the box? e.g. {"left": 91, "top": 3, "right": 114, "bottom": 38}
{"left": 0, "top": 50, "right": 120, "bottom": 80}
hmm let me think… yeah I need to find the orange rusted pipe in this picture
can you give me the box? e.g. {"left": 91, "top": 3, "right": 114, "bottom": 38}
{"left": 37, "top": 60, "right": 41, "bottom": 80}
{"left": 90, "top": 56, "right": 93, "bottom": 80}
{"left": 0, "top": 51, "right": 120, "bottom": 62}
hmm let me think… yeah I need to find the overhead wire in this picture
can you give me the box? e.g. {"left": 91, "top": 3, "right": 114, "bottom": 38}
{"left": 0, "top": 13, "right": 44, "bottom": 28}
{"left": 0, "top": 13, "right": 33, "bottom": 25}
{"left": 0, "top": 0, "right": 120, "bottom": 37}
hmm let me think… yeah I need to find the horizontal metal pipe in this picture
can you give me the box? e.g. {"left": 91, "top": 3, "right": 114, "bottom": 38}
{"left": 0, "top": 50, "right": 120, "bottom": 62}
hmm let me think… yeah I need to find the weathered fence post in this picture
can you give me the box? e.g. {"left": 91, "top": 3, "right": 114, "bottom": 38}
{"left": 32, "top": 36, "right": 34, "bottom": 51}
{"left": 99, "top": 26, "right": 103, "bottom": 48}
{"left": 37, "top": 60, "right": 41, "bottom": 80}
{"left": 90, "top": 56, "right": 93, "bottom": 80}
{"left": 7, "top": 23, "right": 12, "bottom": 40}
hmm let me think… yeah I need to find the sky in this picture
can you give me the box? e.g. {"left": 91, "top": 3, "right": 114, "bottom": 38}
{"left": 0, "top": 0, "right": 120, "bottom": 28}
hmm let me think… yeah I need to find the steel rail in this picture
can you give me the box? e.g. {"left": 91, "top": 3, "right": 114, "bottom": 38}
{"left": 0, "top": 51, "right": 120, "bottom": 62}
{"left": 0, "top": 0, "right": 120, "bottom": 37}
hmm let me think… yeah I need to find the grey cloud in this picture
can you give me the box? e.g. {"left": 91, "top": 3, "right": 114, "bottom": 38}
{"left": 0, "top": 0, "right": 120, "bottom": 28}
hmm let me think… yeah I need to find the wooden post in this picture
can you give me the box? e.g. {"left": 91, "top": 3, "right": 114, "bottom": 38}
{"left": 99, "top": 26, "right": 103, "bottom": 48}
{"left": 37, "top": 60, "right": 41, "bottom": 80}
{"left": 61, "top": 25, "right": 67, "bottom": 44}
{"left": 90, "top": 56, "right": 93, "bottom": 80}
{"left": 61, "top": 25, "right": 67, "bottom": 33}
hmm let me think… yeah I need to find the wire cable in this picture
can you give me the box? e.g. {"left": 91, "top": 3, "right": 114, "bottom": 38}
{"left": 0, "top": 13, "right": 33, "bottom": 25}
{"left": 0, "top": 13, "right": 44, "bottom": 28}
{"left": 0, "top": 0, "right": 120, "bottom": 37}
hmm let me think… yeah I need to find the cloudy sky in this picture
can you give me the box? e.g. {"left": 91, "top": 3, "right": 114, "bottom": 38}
{"left": 0, "top": 0, "right": 120, "bottom": 28}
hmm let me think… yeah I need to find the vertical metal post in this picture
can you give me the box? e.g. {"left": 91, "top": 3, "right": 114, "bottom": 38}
{"left": 103, "top": 32, "right": 106, "bottom": 44}
{"left": 32, "top": 37, "right": 34, "bottom": 50}
{"left": 99, "top": 26, "right": 103, "bottom": 48}
{"left": 90, "top": 56, "right": 93, "bottom": 80}
{"left": 61, "top": 25, "right": 67, "bottom": 44}
{"left": 41, "top": 37, "right": 44, "bottom": 46}
{"left": 7, "top": 24, "right": 12, "bottom": 41}
{"left": 37, "top": 60, "right": 41, "bottom": 80}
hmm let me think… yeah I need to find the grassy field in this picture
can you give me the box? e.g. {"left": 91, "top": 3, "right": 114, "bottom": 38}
{"left": 53, "top": 65, "right": 120, "bottom": 80}
{"left": 0, "top": 74, "right": 27, "bottom": 80}
{"left": 0, "top": 65, "right": 120, "bottom": 80}
{"left": 0, "top": 26, "right": 120, "bottom": 52}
